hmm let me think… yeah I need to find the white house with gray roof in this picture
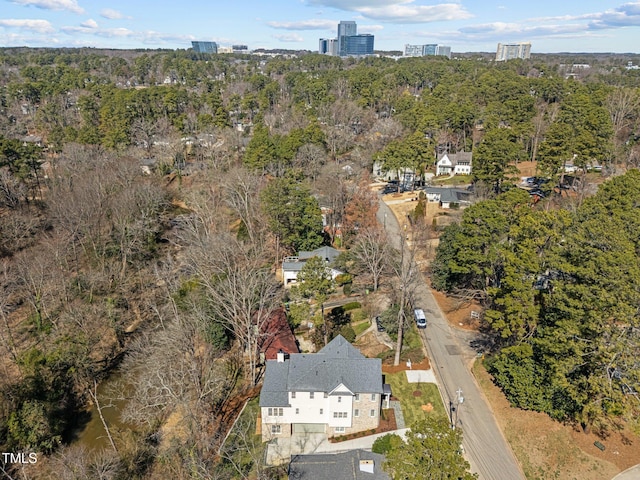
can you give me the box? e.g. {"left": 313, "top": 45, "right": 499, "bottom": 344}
{"left": 436, "top": 152, "right": 472, "bottom": 176}
{"left": 259, "top": 335, "right": 386, "bottom": 442}
{"left": 424, "top": 187, "right": 472, "bottom": 209}
{"left": 281, "top": 246, "right": 343, "bottom": 286}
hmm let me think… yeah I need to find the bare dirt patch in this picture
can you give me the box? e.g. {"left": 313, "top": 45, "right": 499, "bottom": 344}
{"left": 354, "top": 330, "right": 391, "bottom": 358}
{"left": 382, "top": 358, "right": 431, "bottom": 374}
{"left": 430, "top": 289, "right": 481, "bottom": 331}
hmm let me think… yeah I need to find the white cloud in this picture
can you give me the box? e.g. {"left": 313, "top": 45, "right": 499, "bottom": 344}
{"left": 11, "top": 0, "right": 84, "bottom": 14}
{"left": 357, "top": 4, "right": 473, "bottom": 23}
{"left": 308, "top": 0, "right": 411, "bottom": 7}
{"left": 80, "top": 18, "right": 98, "bottom": 29}
{"left": 305, "top": 0, "right": 472, "bottom": 24}
{"left": 267, "top": 19, "right": 337, "bottom": 30}
{"left": 273, "top": 33, "right": 305, "bottom": 42}
{"left": 100, "top": 8, "right": 130, "bottom": 20}
{"left": 359, "top": 24, "right": 384, "bottom": 33}
{"left": 0, "top": 18, "right": 55, "bottom": 33}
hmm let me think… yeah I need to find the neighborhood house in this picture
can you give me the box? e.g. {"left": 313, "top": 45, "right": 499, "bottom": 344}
{"left": 281, "top": 246, "right": 342, "bottom": 286}
{"left": 423, "top": 187, "right": 472, "bottom": 209}
{"left": 259, "top": 335, "right": 388, "bottom": 442}
{"left": 436, "top": 152, "right": 473, "bottom": 176}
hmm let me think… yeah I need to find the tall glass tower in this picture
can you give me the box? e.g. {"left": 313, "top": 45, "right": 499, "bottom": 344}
{"left": 337, "top": 21, "right": 357, "bottom": 56}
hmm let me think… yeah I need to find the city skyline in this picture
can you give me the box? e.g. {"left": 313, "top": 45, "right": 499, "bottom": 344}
{"left": 1, "top": 0, "right": 640, "bottom": 53}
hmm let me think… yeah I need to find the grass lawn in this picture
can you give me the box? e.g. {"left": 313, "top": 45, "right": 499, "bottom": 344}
{"left": 432, "top": 174, "right": 472, "bottom": 186}
{"left": 353, "top": 320, "right": 370, "bottom": 336}
{"left": 385, "top": 371, "right": 447, "bottom": 427}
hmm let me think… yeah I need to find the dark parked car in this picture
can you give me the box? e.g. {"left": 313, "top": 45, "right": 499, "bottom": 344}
{"left": 376, "top": 316, "right": 385, "bottom": 332}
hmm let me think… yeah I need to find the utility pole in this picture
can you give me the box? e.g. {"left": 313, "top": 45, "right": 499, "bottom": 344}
{"left": 453, "top": 388, "right": 464, "bottom": 429}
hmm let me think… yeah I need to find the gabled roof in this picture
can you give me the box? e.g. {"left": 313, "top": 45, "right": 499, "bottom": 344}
{"left": 260, "top": 308, "right": 299, "bottom": 361}
{"left": 260, "top": 335, "right": 382, "bottom": 408}
{"left": 437, "top": 151, "right": 472, "bottom": 165}
{"left": 298, "top": 246, "right": 341, "bottom": 263}
{"left": 289, "top": 450, "right": 391, "bottom": 480}
{"left": 424, "top": 187, "right": 470, "bottom": 203}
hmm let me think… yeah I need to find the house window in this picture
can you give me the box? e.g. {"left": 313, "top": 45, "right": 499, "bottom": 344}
{"left": 291, "top": 392, "right": 296, "bottom": 399}
{"left": 335, "top": 427, "right": 345, "bottom": 433}
{"left": 333, "top": 412, "right": 348, "bottom": 419}
{"left": 338, "top": 396, "right": 341, "bottom": 403}
{"left": 296, "top": 408, "right": 299, "bottom": 414}
{"left": 370, "top": 409, "right": 376, "bottom": 417}
{"left": 324, "top": 393, "right": 328, "bottom": 398}
{"left": 333, "top": 412, "right": 338, "bottom": 418}
{"left": 268, "top": 408, "right": 283, "bottom": 417}
{"left": 310, "top": 392, "right": 314, "bottom": 399}
{"left": 354, "top": 409, "right": 359, "bottom": 417}
{"left": 354, "top": 394, "right": 360, "bottom": 401}
{"left": 370, "top": 393, "right": 376, "bottom": 402}
{"left": 271, "top": 425, "right": 281, "bottom": 434}
{"left": 320, "top": 408, "right": 323, "bottom": 415}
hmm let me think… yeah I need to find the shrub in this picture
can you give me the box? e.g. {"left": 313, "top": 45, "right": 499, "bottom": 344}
{"left": 335, "top": 273, "right": 353, "bottom": 286}
{"left": 372, "top": 433, "right": 404, "bottom": 454}
{"left": 343, "top": 283, "right": 352, "bottom": 296}
{"left": 339, "top": 324, "right": 356, "bottom": 343}
{"left": 343, "top": 301, "right": 361, "bottom": 311}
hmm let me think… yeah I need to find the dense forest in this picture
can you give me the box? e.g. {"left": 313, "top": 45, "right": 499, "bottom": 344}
{"left": 0, "top": 47, "right": 639, "bottom": 478}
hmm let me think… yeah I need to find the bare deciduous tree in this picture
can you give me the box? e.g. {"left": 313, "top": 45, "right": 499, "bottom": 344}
{"left": 351, "top": 227, "right": 391, "bottom": 292}
{"left": 223, "top": 166, "right": 266, "bottom": 245}
{"left": 187, "top": 233, "right": 281, "bottom": 386}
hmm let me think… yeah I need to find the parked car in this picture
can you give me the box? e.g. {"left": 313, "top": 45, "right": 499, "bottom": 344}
{"left": 376, "top": 316, "right": 385, "bottom": 332}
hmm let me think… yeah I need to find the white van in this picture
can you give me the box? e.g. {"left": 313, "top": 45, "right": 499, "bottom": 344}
{"left": 414, "top": 308, "right": 427, "bottom": 329}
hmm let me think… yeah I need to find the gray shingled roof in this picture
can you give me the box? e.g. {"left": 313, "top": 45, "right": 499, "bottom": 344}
{"left": 424, "top": 187, "right": 470, "bottom": 204}
{"left": 298, "top": 246, "right": 341, "bottom": 262}
{"left": 260, "top": 335, "right": 382, "bottom": 408}
{"left": 288, "top": 450, "right": 391, "bottom": 480}
{"left": 282, "top": 261, "right": 305, "bottom": 272}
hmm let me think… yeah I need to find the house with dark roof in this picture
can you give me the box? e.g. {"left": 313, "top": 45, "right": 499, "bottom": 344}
{"left": 288, "top": 450, "right": 390, "bottom": 480}
{"left": 259, "top": 335, "right": 386, "bottom": 442}
{"left": 282, "top": 246, "right": 343, "bottom": 286}
{"left": 436, "top": 152, "right": 473, "bottom": 176}
{"left": 424, "top": 187, "right": 472, "bottom": 209}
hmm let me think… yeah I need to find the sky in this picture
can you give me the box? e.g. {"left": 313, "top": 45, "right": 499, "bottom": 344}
{"left": 1, "top": 0, "right": 640, "bottom": 53}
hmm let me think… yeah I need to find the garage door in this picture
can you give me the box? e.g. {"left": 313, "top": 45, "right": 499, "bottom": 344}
{"left": 292, "top": 423, "right": 325, "bottom": 434}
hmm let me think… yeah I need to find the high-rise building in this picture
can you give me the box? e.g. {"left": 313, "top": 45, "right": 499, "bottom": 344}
{"left": 404, "top": 44, "right": 451, "bottom": 59}
{"left": 337, "top": 20, "right": 357, "bottom": 56}
{"left": 495, "top": 42, "right": 531, "bottom": 61}
{"left": 192, "top": 41, "right": 218, "bottom": 54}
{"left": 319, "top": 21, "right": 374, "bottom": 57}
{"left": 344, "top": 34, "right": 374, "bottom": 56}
{"left": 319, "top": 38, "right": 338, "bottom": 56}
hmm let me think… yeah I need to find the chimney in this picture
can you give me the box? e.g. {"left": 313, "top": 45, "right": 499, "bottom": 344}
{"left": 277, "top": 350, "right": 286, "bottom": 363}
{"left": 359, "top": 460, "right": 374, "bottom": 474}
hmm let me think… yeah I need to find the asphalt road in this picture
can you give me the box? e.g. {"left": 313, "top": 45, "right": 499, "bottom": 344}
{"left": 377, "top": 198, "right": 525, "bottom": 480}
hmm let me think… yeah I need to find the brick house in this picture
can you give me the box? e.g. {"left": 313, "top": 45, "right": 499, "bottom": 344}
{"left": 259, "top": 335, "right": 388, "bottom": 442}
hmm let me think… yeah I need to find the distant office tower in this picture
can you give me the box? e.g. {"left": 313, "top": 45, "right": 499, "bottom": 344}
{"left": 319, "top": 38, "right": 338, "bottom": 56}
{"left": 192, "top": 41, "right": 218, "bottom": 54}
{"left": 404, "top": 44, "right": 451, "bottom": 59}
{"left": 496, "top": 42, "right": 531, "bottom": 61}
{"left": 320, "top": 21, "right": 374, "bottom": 56}
{"left": 343, "top": 34, "right": 374, "bottom": 56}
{"left": 337, "top": 20, "right": 357, "bottom": 56}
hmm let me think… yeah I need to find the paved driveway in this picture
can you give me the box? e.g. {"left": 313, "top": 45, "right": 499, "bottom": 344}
{"left": 265, "top": 429, "right": 410, "bottom": 465}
